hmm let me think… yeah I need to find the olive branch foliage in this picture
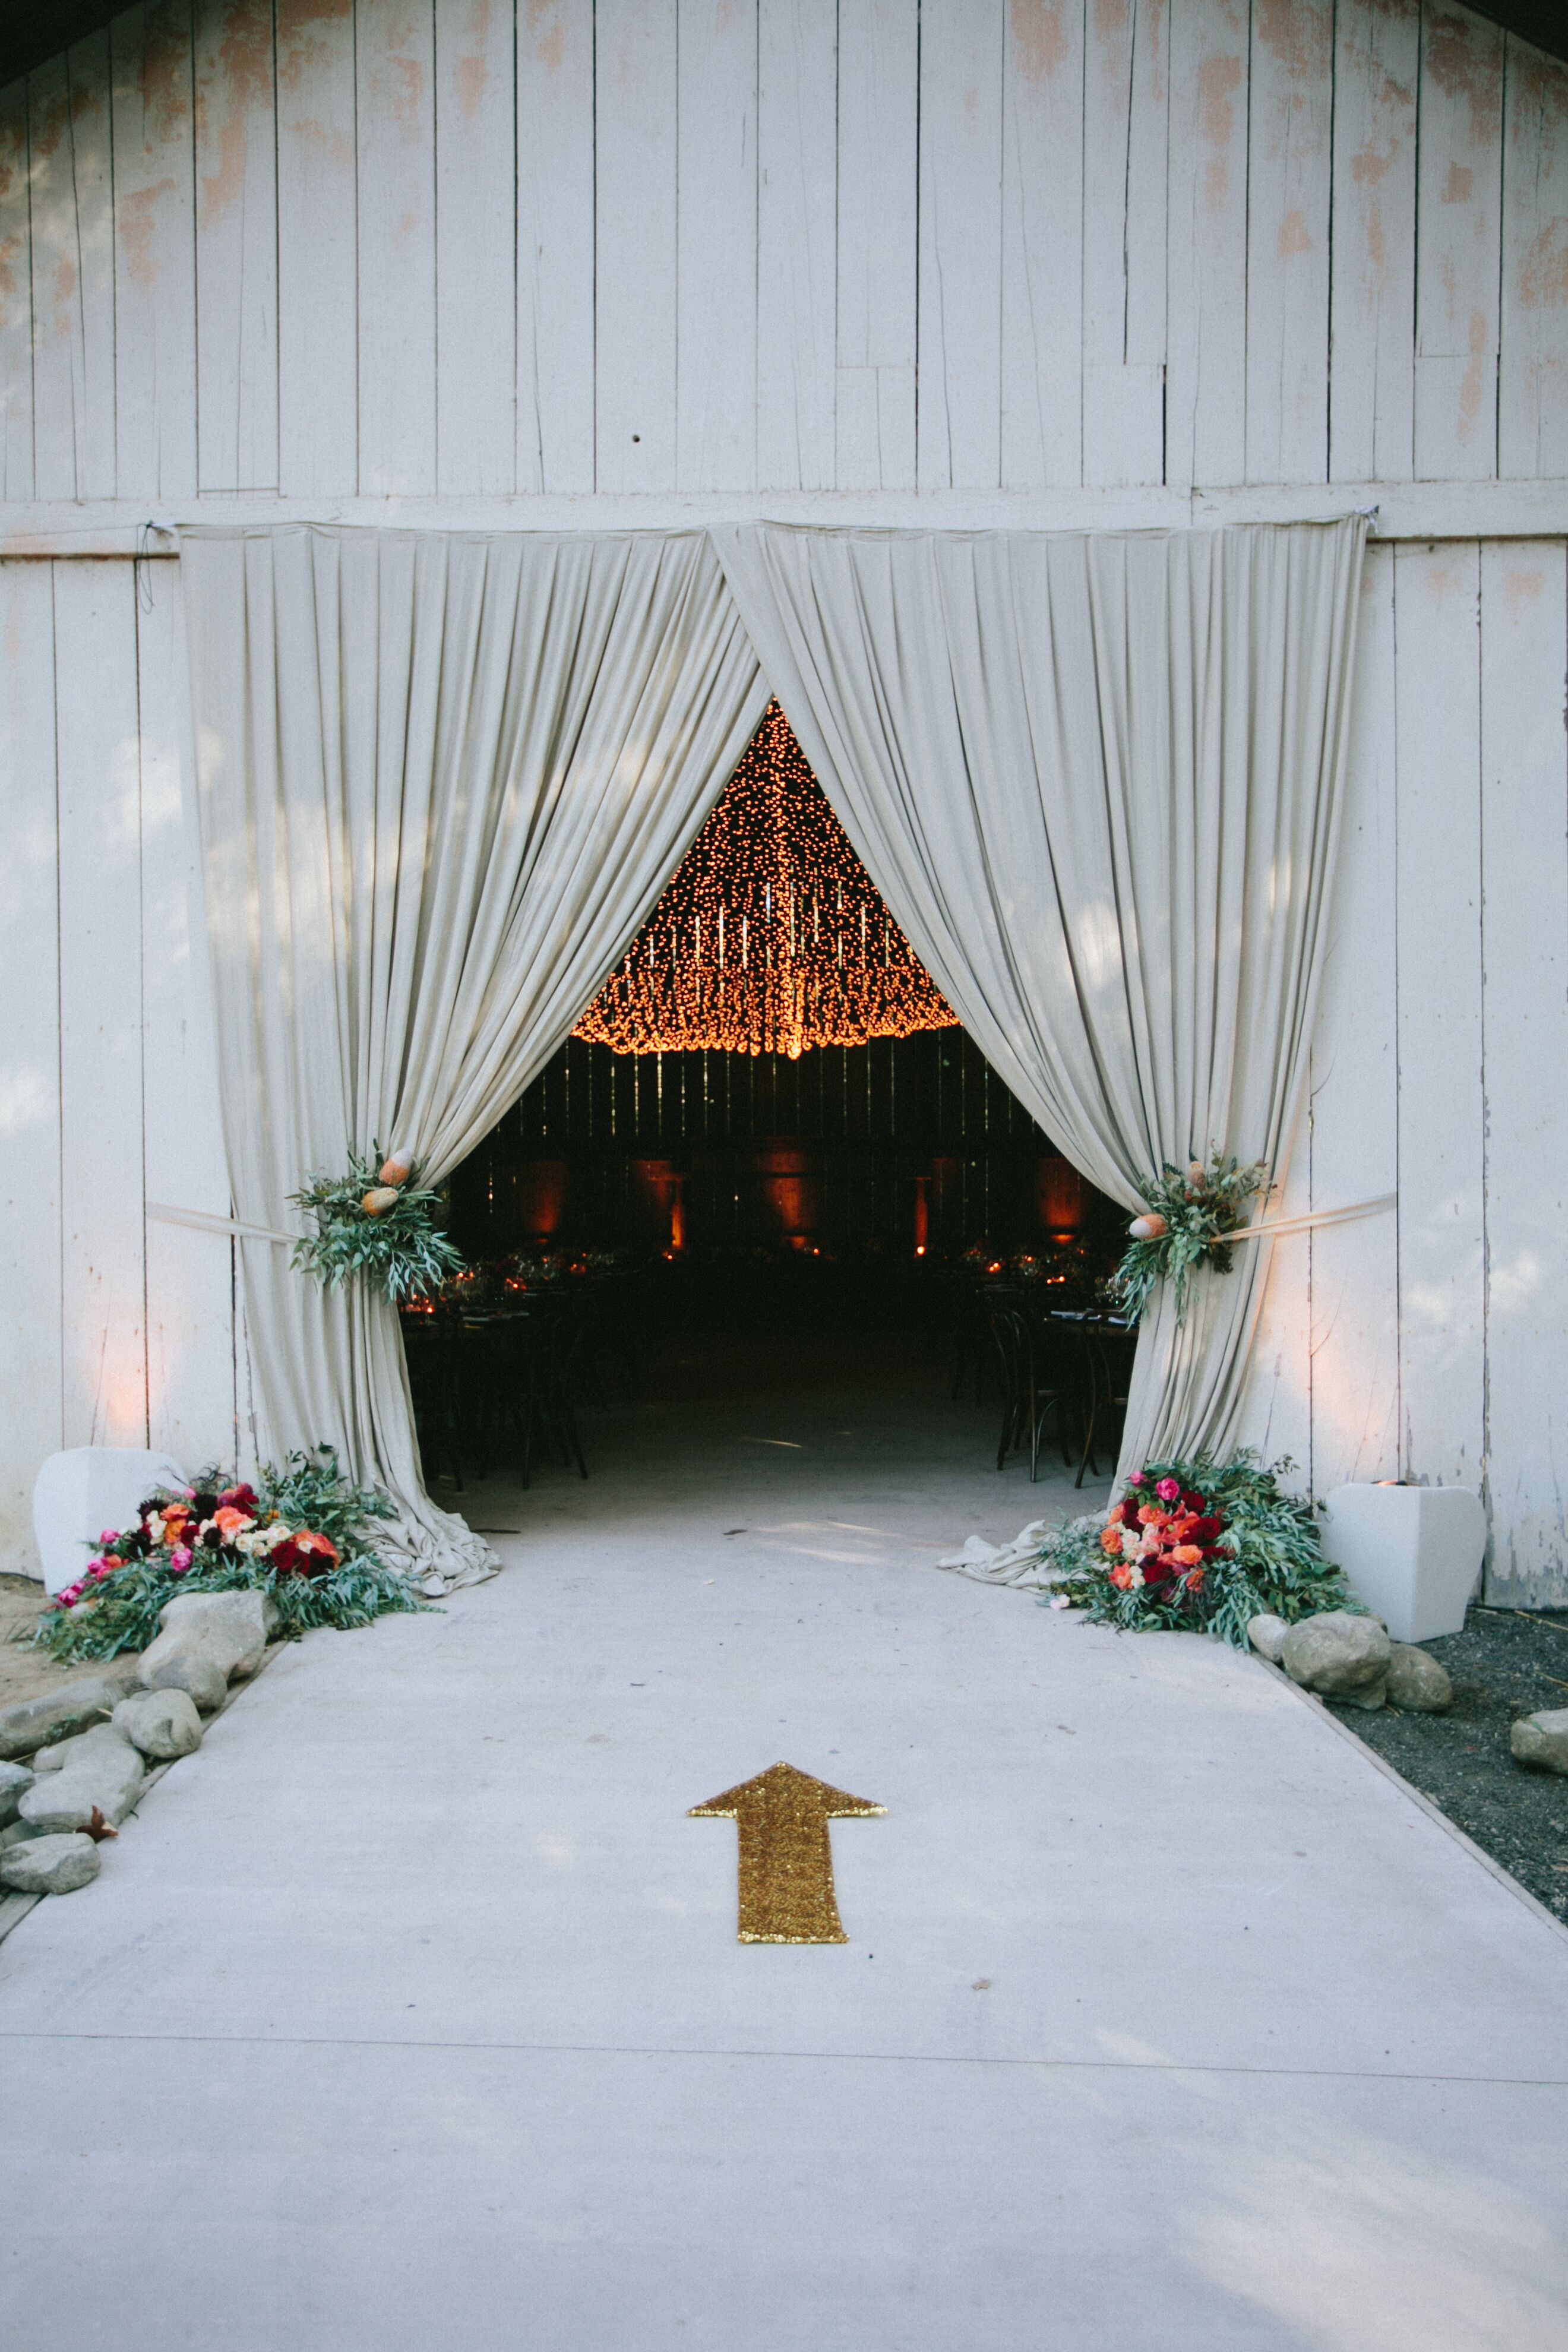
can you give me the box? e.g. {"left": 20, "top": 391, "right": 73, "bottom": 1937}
{"left": 289, "top": 1147, "right": 464, "bottom": 1304}
{"left": 1109, "top": 1155, "right": 1271, "bottom": 1324}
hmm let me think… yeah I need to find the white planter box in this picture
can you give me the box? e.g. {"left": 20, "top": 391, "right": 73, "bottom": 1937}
{"left": 1319, "top": 1483, "right": 1487, "bottom": 1643}
{"left": 32, "top": 1449, "right": 186, "bottom": 1597}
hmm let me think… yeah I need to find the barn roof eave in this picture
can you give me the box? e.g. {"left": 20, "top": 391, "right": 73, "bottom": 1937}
{"left": 1, "top": 0, "right": 1566, "bottom": 91}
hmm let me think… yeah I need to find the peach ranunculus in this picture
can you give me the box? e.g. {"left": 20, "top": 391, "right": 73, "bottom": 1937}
{"left": 213, "top": 1505, "right": 254, "bottom": 1541}
{"left": 1109, "top": 1564, "right": 1133, "bottom": 1590}
{"left": 1169, "top": 1543, "right": 1204, "bottom": 1567}
{"left": 293, "top": 1530, "right": 339, "bottom": 1567}
{"left": 1100, "top": 1525, "right": 1124, "bottom": 1557}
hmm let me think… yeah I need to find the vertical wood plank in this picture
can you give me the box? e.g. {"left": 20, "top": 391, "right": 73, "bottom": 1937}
{"left": 1245, "top": 0, "right": 1332, "bottom": 483}
{"left": 1414, "top": 0, "right": 1503, "bottom": 482}
{"left": 1329, "top": 0, "right": 1418, "bottom": 483}
{"left": 516, "top": 0, "right": 595, "bottom": 494}
{"left": 0, "top": 565, "right": 61, "bottom": 1573}
{"left": 1165, "top": 0, "right": 1248, "bottom": 490}
{"left": 757, "top": 0, "right": 836, "bottom": 491}
{"left": 1499, "top": 38, "right": 1568, "bottom": 482}
{"left": 357, "top": 0, "right": 437, "bottom": 493}
{"left": 0, "top": 84, "right": 34, "bottom": 501}
{"left": 276, "top": 0, "right": 358, "bottom": 497}
{"left": 110, "top": 1, "right": 198, "bottom": 501}
{"left": 918, "top": 0, "right": 1005, "bottom": 489}
{"left": 1082, "top": 0, "right": 1167, "bottom": 488}
{"left": 195, "top": 0, "right": 279, "bottom": 491}
{"left": 678, "top": 0, "right": 757, "bottom": 492}
{"left": 1393, "top": 540, "right": 1487, "bottom": 1492}
{"left": 596, "top": 0, "right": 679, "bottom": 492}
{"left": 1123, "top": 0, "right": 1168, "bottom": 369}
{"left": 1001, "top": 0, "right": 1083, "bottom": 489}
{"left": 436, "top": 0, "right": 517, "bottom": 495}
{"left": 1305, "top": 543, "right": 1400, "bottom": 1492}
{"left": 834, "top": 0, "right": 916, "bottom": 488}
{"left": 1478, "top": 540, "right": 1568, "bottom": 1600}
{"left": 54, "top": 561, "right": 148, "bottom": 1453}
{"left": 30, "top": 37, "right": 117, "bottom": 502}
{"left": 137, "top": 559, "right": 239, "bottom": 1472}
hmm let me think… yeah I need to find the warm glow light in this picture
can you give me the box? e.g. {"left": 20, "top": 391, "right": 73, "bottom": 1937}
{"left": 574, "top": 702, "right": 959, "bottom": 1058}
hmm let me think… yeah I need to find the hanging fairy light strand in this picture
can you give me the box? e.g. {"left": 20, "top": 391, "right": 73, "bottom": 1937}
{"left": 574, "top": 701, "right": 959, "bottom": 1060}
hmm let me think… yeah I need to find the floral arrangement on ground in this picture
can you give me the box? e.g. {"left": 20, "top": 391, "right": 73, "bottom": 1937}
{"left": 1111, "top": 1155, "right": 1270, "bottom": 1323}
{"left": 18, "top": 1447, "right": 429, "bottom": 1666}
{"left": 290, "top": 1146, "right": 464, "bottom": 1303}
{"left": 1033, "top": 1452, "right": 1357, "bottom": 1648}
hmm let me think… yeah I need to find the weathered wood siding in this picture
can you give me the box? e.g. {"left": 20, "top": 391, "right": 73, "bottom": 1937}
{"left": 0, "top": 555, "right": 246, "bottom": 1576}
{"left": 1, "top": 1, "right": 1566, "bottom": 1593}
{"left": 0, "top": 0, "right": 1563, "bottom": 507}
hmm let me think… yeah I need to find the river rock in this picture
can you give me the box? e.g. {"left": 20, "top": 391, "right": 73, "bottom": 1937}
{"left": 0, "top": 1759, "right": 33, "bottom": 1826}
{"left": 1280, "top": 1611, "right": 1391, "bottom": 1702}
{"left": 0, "top": 1668, "right": 144, "bottom": 1760}
{"left": 0, "top": 1818, "right": 40, "bottom": 1852}
{"left": 1510, "top": 1709, "right": 1568, "bottom": 1774}
{"left": 1247, "top": 1614, "right": 1288, "bottom": 1664}
{"left": 112, "top": 1687, "right": 203, "bottom": 1760}
{"left": 0, "top": 1832, "right": 101, "bottom": 1895}
{"left": 1386, "top": 1643, "right": 1453, "bottom": 1712}
{"left": 139, "top": 1591, "right": 267, "bottom": 1709}
{"left": 31, "top": 1721, "right": 138, "bottom": 1772}
{"left": 18, "top": 1735, "right": 144, "bottom": 1833}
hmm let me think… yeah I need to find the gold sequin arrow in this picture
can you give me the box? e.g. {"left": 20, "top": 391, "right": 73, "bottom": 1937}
{"left": 689, "top": 1761, "right": 884, "bottom": 1944}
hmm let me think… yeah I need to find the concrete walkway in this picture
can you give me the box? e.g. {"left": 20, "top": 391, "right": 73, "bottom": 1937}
{"left": 4, "top": 1337, "right": 1567, "bottom": 2349}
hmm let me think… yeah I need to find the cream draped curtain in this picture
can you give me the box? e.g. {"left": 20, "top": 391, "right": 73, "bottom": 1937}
{"left": 180, "top": 526, "right": 765, "bottom": 1588}
{"left": 712, "top": 519, "right": 1367, "bottom": 1474}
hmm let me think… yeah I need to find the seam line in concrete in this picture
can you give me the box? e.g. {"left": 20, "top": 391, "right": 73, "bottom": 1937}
{"left": 0, "top": 2027, "right": 1562, "bottom": 2091}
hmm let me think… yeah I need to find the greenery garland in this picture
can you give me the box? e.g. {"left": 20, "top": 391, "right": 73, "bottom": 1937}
{"left": 1110, "top": 1153, "right": 1270, "bottom": 1323}
{"left": 289, "top": 1146, "right": 464, "bottom": 1304}
{"left": 1033, "top": 1452, "right": 1357, "bottom": 1648}
{"left": 18, "top": 1447, "right": 431, "bottom": 1667}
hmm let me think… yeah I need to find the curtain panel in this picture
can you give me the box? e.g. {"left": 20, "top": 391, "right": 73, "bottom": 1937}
{"left": 712, "top": 518, "right": 1368, "bottom": 1474}
{"left": 180, "top": 525, "right": 765, "bottom": 1587}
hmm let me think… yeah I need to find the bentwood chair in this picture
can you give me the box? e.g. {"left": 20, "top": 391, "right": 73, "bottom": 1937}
{"left": 1075, "top": 1323, "right": 1137, "bottom": 1487}
{"left": 988, "top": 1302, "right": 1075, "bottom": 1482}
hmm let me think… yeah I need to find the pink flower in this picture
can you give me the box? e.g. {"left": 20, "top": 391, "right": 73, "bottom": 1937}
{"left": 1156, "top": 1477, "right": 1181, "bottom": 1503}
{"left": 98, "top": 1528, "right": 121, "bottom": 1545}
{"left": 88, "top": 1561, "right": 112, "bottom": 1581}
{"left": 1127, "top": 1472, "right": 1145, "bottom": 1487}
{"left": 170, "top": 1545, "right": 194, "bottom": 1573}
{"left": 57, "top": 1582, "right": 84, "bottom": 1608}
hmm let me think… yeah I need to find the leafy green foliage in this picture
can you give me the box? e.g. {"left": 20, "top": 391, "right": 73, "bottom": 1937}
{"left": 18, "top": 1446, "right": 429, "bottom": 1667}
{"left": 290, "top": 1147, "right": 464, "bottom": 1304}
{"left": 1036, "top": 1452, "right": 1358, "bottom": 1648}
{"left": 1110, "top": 1154, "right": 1270, "bottom": 1323}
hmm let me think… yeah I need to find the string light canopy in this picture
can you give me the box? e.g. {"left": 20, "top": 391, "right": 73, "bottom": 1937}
{"left": 574, "top": 701, "right": 959, "bottom": 1060}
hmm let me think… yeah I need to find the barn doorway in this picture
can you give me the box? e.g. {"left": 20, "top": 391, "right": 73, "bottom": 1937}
{"left": 404, "top": 704, "right": 1128, "bottom": 1518}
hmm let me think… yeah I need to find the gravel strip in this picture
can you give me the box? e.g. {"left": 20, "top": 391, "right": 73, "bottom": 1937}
{"left": 1329, "top": 1602, "right": 1568, "bottom": 1924}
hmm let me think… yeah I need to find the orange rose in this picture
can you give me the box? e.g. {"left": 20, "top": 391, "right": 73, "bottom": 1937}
{"left": 1169, "top": 1543, "right": 1203, "bottom": 1566}
{"left": 1109, "top": 1564, "right": 1133, "bottom": 1590}
{"left": 1099, "top": 1525, "right": 1124, "bottom": 1557}
{"left": 213, "top": 1505, "right": 254, "bottom": 1541}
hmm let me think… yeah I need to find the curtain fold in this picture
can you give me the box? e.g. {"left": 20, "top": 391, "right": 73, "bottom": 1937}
{"left": 181, "top": 525, "right": 765, "bottom": 1588}
{"left": 710, "top": 518, "right": 1367, "bottom": 1473}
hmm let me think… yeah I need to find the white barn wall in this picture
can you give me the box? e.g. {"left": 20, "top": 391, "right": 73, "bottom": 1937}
{"left": 0, "top": 0, "right": 1563, "bottom": 513}
{"left": 0, "top": 0, "right": 1564, "bottom": 1592}
{"left": 0, "top": 555, "right": 241, "bottom": 1578}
